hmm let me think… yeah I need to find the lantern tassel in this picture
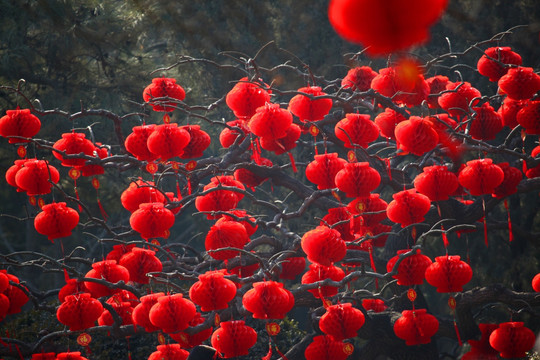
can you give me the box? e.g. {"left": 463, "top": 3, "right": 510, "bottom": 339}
{"left": 454, "top": 320, "right": 463, "bottom": 346}
{"left": 288, "top": 152, "right": 297, "bottom": 173}
{"left": 262, "top": 341, "right": 272, "bottom": 360}
{"left": 504, "top": 199, "right": 514, "bottom": 242}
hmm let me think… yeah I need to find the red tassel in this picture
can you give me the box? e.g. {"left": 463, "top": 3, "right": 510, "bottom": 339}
{"left": 504, "top": 199, "right": 514, "bottom": 242}
{"left": 262, "top": 342, "right": 272, "bottom": 360}
{"left": 97, "top": 198, "right": 108, "bottom": 221}
{"left": 454, "top": 320, "right": 463, "bottom": 346}
{"left": 288, "top": 152, "right": 297, "bottom": 173}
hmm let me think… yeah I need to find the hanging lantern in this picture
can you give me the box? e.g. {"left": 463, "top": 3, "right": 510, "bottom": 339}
{"left": 98, "top": 298, "right": 134, "bottom": 326}
{"left": 458, "top": 159, "right": 504, "bottom": 196}
{"left": 342, "top": 66, "right": 378, "bottom": 92}
{"left": 55, "top": 352, "right": 88, "bottom": 360}
{"left": 259, "top": 123, "right": 301, "bottom": 155}
{"left": 374, "top": 108, "right": 408, "bottom": 140}
{"left": 301, "top": 263, "right": 345, "bottom": 299}
{"left": 516, "top": 100, "right": 540, "bottom": 135}
{"left": 334, "top": 113, "right": 379, "bottom": 149}
{"left": 319, "top": 303, "right": 365, "bottom": 340}
{"left": 77, "top": 143, "right": 108, "bottom": 177}
{"left": 205, "top": 220, "right": 250, "bottom": 260}
{"left": 15, "top": 159, "right": 60, "bottom": 196}
{"left": 121, "top": 180, "right": 166, "bottom": 213}
{"left": 386, "top": 249, "right": 432, "bottom": 286}
{"left": 143, "top": 78, "right": 186, "bottom": 112}
{"left": 2, "top": 272, "right": 29, "bottom": 314}
{"left": 147, "top": 123, "right": 191, "bottom": 160}
{"left": 279, "top": 256, "right": 306, "bottom": 280}
{"left": 492, "top": 163, "right": 523, "bottom": 199}
{"left": 131, "top": 292, "right": 164, "bottom": 332}
{"left": 477, "top": 47, "right": 522, "bottom": 82}
{"left": 301, "top": 225, "right": 347, "bottom": 266}
{"left": 305, "top": 153, "right": 347, "bottom": 190}
{"left": 219, "top": 119, "right": 250, "bottom": 148}
{"left": 149, "top": 293, "right": 196, "bottom": 333}
{"left": 361, "top": 298, "right": 387, "bottom": 313}
{"left": 425, "top": 75, "right": 451, "bottom": 109}
{"left": 425, "top": 255, "right": 472, "bottom": 293}
{"left": 129, "top": 202, "right": 175, "bottom": 240}
{"left": 321, "top": 207, "right": 356, "bottom": 241}
{"left": 169, "top": 312, "right": 213, "bottom": 348}
{"left": 335, "top": 162, "right": 381, "bottom": 198}
{"left": 124, "top": 125, "right": 158, "bottom": 162}
{"left": 226, "top": 77, "right": 271, "bottom": 119}
{"left": 147, "top": 344, "right": 189, "bottom": 360}
{"left": 413, "top": 165, "right": 458, "bottom": 201}
{"left": 438, "top": 82, "right": 481, "bottom": 118}
{"left": 106, "top": 244, "right": 136, "bottom": 262}
{"left": 84, "top": 260, "right": 130, "bottom": 298}
{"left": 189, "top": 270, "right": 237, "bottom": 311}
{"left": 347, "top": 193, "right": 388, "bottom": 227}
{"left": 394, "top": 116, "right": 439, "bottom": 156}
{"left": 242, "top": 281, "right": 294, "bottom": 319}
{"left": 248, "top": 103, "right": 293, "bottom": 139}
{"left": 195, "top": 191, "right": 240, "bottom": 220}
{"left": 233, "top": 157, "right": 273, "bottom": 188}
{"left": 466, "top": 102, "right": 503, "bottom": 140}
{"left": 462, "top": 323, "right": 499, "bottom": 360}
{"left": 52, "top": 132, "right": 96, "bottom": 167}
{"left": 34, "top": 202, "right": 79, "bottom": 242}
{"left": 211, "top": 320, "right": 257, "bottom": 358}
{"left": 288, "top": 86, "right": 333, "bottom": 122}
{"left": 386, "top": 189, "right": 431, "bottom": 228}
{"left": 498, "top": 67, "right": 540, "bottom": 101}
{"left": 58, "top": 277, "right": 88, "bottom": 303}
{"left": 205, "top": 175, "right": 246, "bottom": 201}
{"left": 118, "top": 247, "right": 162, "bottom": 284}
{"left": 371, "top": 63, "right": 429, "bottom": 107}
{"left": 217, "top": 210, "right": 258, "bottom": 237}
{"left": 179, "top": 125, "right": 211, "bottom": 158}
{"left": 489, "top": 322, "right": 536, "bottom": 359}
{"left": 498, "top": 97, "right": 525, "bottom": 128}
{"left": 304, "top": 335, "right": 350, "bottom": 360}
{"left": 56, "top": 293, "right": 103, "bottom": 331}
{"left": 5, "top": 159, "right": 28, "bottom": 192}
{"left": 393, "top": 309, "right": 439, "bottom": 345}
{"left": 0, "top": 108, "right": 41, "bottom": 144}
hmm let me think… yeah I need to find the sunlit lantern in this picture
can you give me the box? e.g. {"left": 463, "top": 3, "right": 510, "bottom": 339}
{"left": 335, "top": 162, "right": 381, "bottom": 198}
{"left": 53, "top": 132, "right": 96, "bottom": 167}
{"left": 219, "top": 119, "right": 250, "bottom": 148}
{"left": 205, "top": 220, "right": 250, "bottom": 260}
{"left": 438, "top": 82, "right": 481, "bottom": 118}
{"left": 248, "top": 102, "right": 292, "bottom": 139}
{"left": 121, "top": 180, "right": 166, "bottom": 213}
{"left": 15, "top": 159, "right": 60, "bottom": 196}
{"left": 56, "top": 293, "right": 103, "bottom": 331}
{"left": 477, "top": 47, "right": 522, "bottom": 82}
{"left": 334, "top": 113, "right": 379, "bottom": 148}
{"left": 371, "top": 63, "right": 429, "bottom": 107}
{"left": 533, "top": 273, "right": 540, "bottom": 292}
{"left": 386, "top": 249, "right": 432, "bottom": 286}
{"left": 393, "top": 309, "right": 439, "bottom": 345}
{"left": 118, "top": 247, "right": 162, "bottom": 284}
{"left": 374, "top": 108, "right": 407, "bottom": 140}
{"left": 413, "top": 165, "right": 458, "bottom": 201}
{"left": 225, "top": 77, "right": 271, "bottom": 119}
{"left": 361, "top": 298, "right": 387, "bottom": 313}
{"left": 386, "top": 189, "right": 431, "bottom": 227}
{"left": 458, "top": 159, "right": 504, "bottom": 196}
{"left": 301, "top": 225, "right": 347, "bottom": 266}
{"left": 394, "top": 116, "right": 439, "bottom": 156}
{"left": 98, "top": 297, "right": 134, "bottom": 326}
{"left": 498, "top": 66, "right": 540, "bottom": 101}
{"left": 489, "top": 322, "right": 536, "bottom": 359}
{"left": 147, "top": 123, "right": 191, "bottom": 160}
{"left": 34, "top": 202, "right": 79, "bottom": 242}
{"left": 149, "top": 293, "right": 196, "bottom": 333}
{"left": 305, "top": 153, "right": 347, "bottom": 190}
{"left": 132, "top": 292, "right": 164, "bottom": 332}
{"left": 321, "top": 207, "right": 356, "bottom": 241}
{"left": 211, "top": 320, "right": 257, "bottom": 358}
{"left": 143, "top": 77, "right": 186, "bottom": 112}
{"left": 319, "top": 303, "right": 365, "bottom": 340}
{"left": 0, "top": 108, "right": 41, "bottom": 144}
{"left": 129, "top": 202, "right": 175, "bottom": 240}
{"left": 425, "top": 255, "right": 472, "bottom": 293}
{"left": 124, "top": 124, "right": 158, "bottom": 161}
{"left": 347, "top": 193, "right": 388, "bottom": 227}
{"left": 259, "top": 123, "right": 301, "bottom": 155}
{"left": 498, "top": 97, "right": 525, "bottom": 128}
{"left": 288, "top": 86, "right": 333, "bottom": 122}
{"left": 304, "top": 335, "right": 350, "bottom": 360}
{"left": 233, "top": 157, "right": 273, "bottom": 188}
{"left": 242, "top": 281, "right": 294, "bottom": 319}
{"left": 84, "top": 260, "right": 130, "bottom": 298}
{"left": 189, "top": 270, "right": 236, "bottom": 311}
{"left": 216, "top": 210, "right": 258, "bottom": 237}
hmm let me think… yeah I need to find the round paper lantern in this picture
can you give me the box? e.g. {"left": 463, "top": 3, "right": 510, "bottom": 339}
{"left": 342, "top": 66, "right": 377, "bottom": 92}
{"left": 124, "top": 124, "right": 158, "bottom": 161}
{"left": 347, "top": 193, "right": 388, "bottom": 227}
{"left": 219, "top": 119, "right": 249, "bottom": 148}
{"left": 458, "top": 158, "right": 504, "bottom": 196}
{"left": 516, "top": 100, "right": 540, "bottom": 135}
{"left": 149, "top": 293, "right": 196, "bottom": 333}
{"left": 319, "top": 303, "right": 365, "bottom": 340}
{"left": 492, "top": 163, "right": 522, "bottom": 199}
{"left": 334, "top": 113, "right": 379, "bottom": 148}
{"left": 532, "top": 273, "right": 540, "bottom": 292}
{"left": 242, "top": 281, "right": 294, "bottom": 319}
{"left": 279, "top": 256, "right": 306, "bottom": 280}
{"left": 462, "top": 323, "right": 499, "bottom": 360}
{"left": 217, "top": 210, "right": 258, "bottom": 237}
{"left": 425, "top": 255, "right": 472, "bottom": 293}
{"left": 211, "top": 320, "right": 257, "bottom": 358}
{"left": 248, "top": 102, "right": 292, "bottom": 139}
{"left": 393, "top": 309, "right": 439, "bottom": 345}
{"left": 226, "top": 77, "right": 271, "bottom": 119}
{"left": 301, "top": 263, "right": 345, "bottom": 299}
{"left": 233, "top": 157, "right": 273, "bottom": 188}
{"left": 189, "top": 270, "right": 236, "bottom": 311}
{"left": 361, "top": 298, "right": 387, "bottom": 312}
{"left": 489, "top": 322, "right": 536, "bottom": 359}
{"left": 147, "top": 123, "right": 191, "bottom": 160}
{"left": 15, "top": 159, "right": 60, "bottom": 196}
{"left": 121, "top": 180, "right": 166, "bottom": 213}
{"left": 413, "top": 165, "right": 458, "bottom": 201}
{"left": 259, "top": 123, "right": 301, "bottom": 154}
{"left": 2, "top": 272, "right": 29, "bottom": 314}
{"left": 84, "top": 260, "right": 130, "bottom": 298}
{"left": 58, "top": 278, "right": 87, "bottom": 303}
{"left": 132, "top": 292, "right": 164, "bottom": 332}
{"left": 0, "top": 108, "right": 41, "bottom": 144}
{"left": 5, "top": 159, "right": 28, "bottom": 192}
{"left": 374, "top": 108, "right": 407, "bottom": 140}
{"left": 143, "top": 77, "right": 186, "bottom": 112}
{"left": 305, "top": 153, "right": 347, "bottom": 190}
{"left": 438, "top": 81, "right": 481, "bottom": 118}
{"left": 205, "top": 220, "right": 250, "bottom": 260}
{"left": 148, "top": 344, "right": 189, "bottom": 360}
{"left": 321, "top": 207, "right": 356, "bottom": 241}
{"left": 425, "top": 75, "right": 451, "bottom": 109}
{"left": 335, "top": 162, "right": 381, "bottom": 198}
{"left": 498, "top": 97, "right": 525, "bottom": 128}
{"left": 477, "top": 47, "right": 522, "bottom": 82}
{"left": 304, "top": 335, "right": 350, "bottom": 360}
{"left": 34, "top": 202, "right": 79, "bottom": 242}
{"left": 498, "top": 66, "right": 540, "bottom": 100}
{"left": 56, "top": 352, "right": 88, "bottom": 360}
{"left": 118, "top": 247, "right": 162, "bottom": 284}
{"left": 301, "top": 225, "right": 347, "bottom": 266}
{"left": 386, "top": 249, "right": 432, "bottom": 286}
{"left": 129, "top": 202, "right": 175, "bottom": 240}
{"left": 288, "top": 86, "right": 333, "bottom": 122}
{"left": 53, "top": 132, "right": 96, "bottom": 167}
{"left": 205, "top": 175, "right": 246, "bottom": 201}
{"left": 371, "top": 64, "right": 429, "bottom": 107}
{"left": 394, "top": 116, "right": 439, "bottom": 156}
{"left": 56, "top": 293, "right": 103, "bottom": 331}
{"left": 98, "top": 299, "right": 134, "bottom": 326}
{"left": 467, "top": 102, "right": 503, "bottom": 140}
{"left": 195, "top": 191, "right": 240, "bottom": 220}
{"left": 386, "top": 189, "right": 431, "bottom": 227}
{"left": 179, "top": 124, "right": 211, "bottom": 158}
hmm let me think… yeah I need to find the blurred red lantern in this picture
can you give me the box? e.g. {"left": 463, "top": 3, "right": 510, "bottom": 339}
{"left": 335, "top": 113, "right": 379, "bottom": 148}
{"left": 189, "top": 270, "right": 236, "bottom": 311}
{"left": 233, "top": 157, "right": 273, "bottom": 188}
{"left": 425, "top": 255, "right": 472, "bottom": 292}
{"left": 386, "top": 249, "right": 432, "bottom": 286}
{"left": 458, "top": 158, "right": 504, "bottom": 196}
{"left": 393, "top": 309, "right": 439, "bottom": 345}
{"left": 319, "top": 303, "right": 365, "bottom": 340}
{"left": 211, "top": 320, "right": 257, "bottom": 358}
{"left": 148, "top": 344, "right": 189, "bottom": 360}
{"left": 288, "top": 86, "right": 333, "bottom": 122}
{"left": 347, "top": 193, "right": 388, "bottom": 227}
{"left": 532, "top": 273, "right": 540, "bottom": 292}
{"left": 467, "top": 102, "right": 503, "bottom": 140}
{"left": 56, "top": 352, "right": 88, "bottom": 360}
{"left": 169, "top": 312, "right": 213, "bottom": 348}
{"left": 205, "top": 220, "right": 250, "bottom": 260}
{"left": 321, "top": 207, "right": 356, "bottom": 241}
{"left": 489, "top": 322, "right": 536, "bottom": 359}
{"left": 342, "top": 66, "right": 377, "bottom": 92}
{"left": 143, "top": 78, "right": 186, "bottom": 112}
{"left": 2, "top": 272, "right": 29, "bottom": 315}
{"left": 0, "top": 108, "right": 41, "bottom": 144}
{"left": 374, "top": 108, "right": 407, "bottom": 140}
{"left": 279, "top": 256, "right": 306, "bottom": 280}
{"left": 147, "top": 123, "right": 191, "bottom": 160}
{"left": 305, "top": 153, "right": 347, "bottom": 190}
{"left": 394, "top": 116, "right": 439, "bottom": 156}
{"left": 124, "top": 124, "right": 158, "bottom": 162}
{"left": 304, "top": 335, "right": 350, "bottom": 360}
{"left": 477, "top": 47, "right": 522, "bottom": 82}
{"left": 179, "top": 124, "right": 211, "bottom": 158}
{"left": 118, "top": 247, "right": 162, "bottom": 284}
{"left": 301, "top": 263, "right": 345, "bottom": 298}
{"left": 413, "top": 165, "right": 458, "bottom": 201}
{"left": 301, "top": 225, "right": 347, "bottom": 266}
{"left": 516, "top": 100, "right": 540, "bottom": 135}
{"left": 492, "top": 163, "right": 522, "bottom": 199}
{"left": 248, "top": 102, "right": 292, "bottom": 139}
{"left": 242, "top": 281, "right": 294, "bottom": 319}
{"left": 84, "top": 260, "right": 130, "bottom": 298}
{"left": 438, "top": 82, "right": 481, "bottom": 118}
{"left": 129, "top": 202, "right": 175, "bottom": 240}
{"left": 121, "top": 179, "right": 166, "bottom": 213}
{"left": 335, "top": 162, "right": 381, "bottom": 198}
{"left": 498, "top": 66, "right": 540, "bottom": 100}
{"left": 15, "top": 159, "right": 60, "bottom": 196}
{"left": 462, "top": 323, "right": 499, "bottom": 360}
{"left": 425, "top": 75, "right": 451, "bottom": 109}
{"left": 34, "top": 202, "right": 79, "bottom": 242}
{"left": 259, "top": 122, "right": 301, "bottom": 154}
{"left": 56, "top": 293, "right": 103, "bottom": 331}
{"left": 219, "top": 119, "right": 249, "bottom": 148}
{"left": 226, "top": 77, "right": 271, "bottom": 119}
{"left": 361, "top": 298, "right": 387, "bottom": 313}
{"left": 132, "top": 292, "right": 164, "bottom": 332}
{"left": 386, "top": 189, "right": 431, "bottom": 227}
{"left": 53, "top": 132, "right": 96, "bottom": 167}
{"left": 149, "top": 293, "right": 196, "bottom": 333}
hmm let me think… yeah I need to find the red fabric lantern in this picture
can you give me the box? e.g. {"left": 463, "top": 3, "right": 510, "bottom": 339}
{"left": 304, "top": 335, "right": 350, "bottom": 360}
{"left": 386, "top": 249, "right": 432, "bottom": 286}
{"left": 279, "top": 256, "right": 306, "bottom": 280}
{"left": 148, "top": 344, "right": 189, "bottom": 360}
{"left": 129, "top": 202, "right": 175, "bottom": 240}
{"left": 489, "top": 322, "right": 536, "bottom": 359}
{"left": 288, "top": 86, "right": 333, "bottom": 122}
{"left": 56, "top": 293, "right": 103, "bottom": 331}
{"left": 259, "top": 123, "right": 301, "bottom": 154}
{"left": 211, "top": 320, "right": 257, "bottom": 358}
{"left": 226, "top": 77, "right": 271, "bottom": 119}
{"left": 393, "top": 309, "right": 439, "bottom": 345}
{"left": 361, "top": 298, "right": 387, "bottom": 312}
{"left": 242, "top": 281, "right": 294, "bottom": 319}
{"left": 319, "top": 303, "right": 365, "bottom": 340}
{"left": 394, "top": 116, "right": 439, "bottom": 156}
{"left": 347, "top": 193, "right": 388, "bottom": 227}
{"left": 149, "top": 293, "right": 196, "bottom": 333}
{"left": 189, "top": 270, "right": 236, "bottom": 311}
{"left": 56, "top": 352, "right": 89, "bottom": 360}
{"left": 342, "top": 66, "right": 377, "bottom": 92}
{"left": 301, "top": 225, "right": 347, "bottom": 266}
{"left": 233, "top": 157, "right": 273, "bottom": 188}
{"left": 334, "top": 113, "right": 379, "bottom": 148}
{"left": 179, "top": 124, "right": 211, "bottom": 158}
{"left": 374, "top": 108, "right": 407, "bottom": 140}
{"left": 2, "top": 272, "right": 29, "bottom": 314}
{"left": 53, "top": 132, "right": 96, "bottom": 167}
{"left": 413, "top": 165, "right": 458, "bottom": 201}
{"left": 143, "top": 78, "right": 186, "bottom": 112}
{"left": 467, "top": 102, "right": 503, "bottom": 140}
{"left": 498, "top": 66, "right": 540, "bottom": 100}
{"left": 84, "top": 260, "right": 130, "bottom": 298}
{"left": 98, "top": 298, "right": 134, "bottom": 326}
{"left": 124, "top": 124, "right": 158, "bottom": 162}
{"left": 492, "top": 163, "right": 523, "bottom": 199}
{"left": 438, "top": 82, "right": 481, "bottom": 118}
{"left": 425, "top": 255, "right": 472, "bottom": 292}
{"left": 195, "top": 190, "right": 240, "bottom": 220}
{"left": 462, "top": 323, "right": 499, "bottom": 360}
{"left": 532, "top": 273, "right": 540, "bottom": 292}
{"left": 219, "top": 119, "right": 249, "bottom": 148}
{"left": 305, "top": 153, "right": 347, "bottom": 190}
{"left": 34, "top": 202, "right": 79, "bottom": 242}
{"left": 248, "top": 102, "right": 292, "bottom": 139}
{"left": 516, "top": 100, "right": 540, "bottom": 135}
{"left": 425, "top": 75, "right": 451, "bottom": 109}
{"left": 477, "top": 47, "right": 522, "bottom": 82}
{"left": 321, "top": 207, "right": 356, "bottom": 241}
{"left": 205, "top": 220, "right": 250, "bottom": 260}
{"left": 169, "top": 312, "right": 213, "bottom": 348}
{"left": 132, "top": 292, "right": 164, "bottom": 332}
{"left": 0, "top": 108, "right": 41, "bottom": 144}
{"left": 301, "top": 263, "right": 345, "bottom": 298}
{"left": 15, "top": 159, "right": 60, "bottom": 196}
{"left": 121, "top": 180, "right": 166, "bottom": 213}
{"left": 118, "top": 247, "right": 162, "bottom": 284}
{"left": 335, "top": 162, "right": 381, "bottom": 198}
{"left": 386, "top": 189, "right": 431, "bottom": 228}
{"left": 458, "top": 159, "right": 504, "bottom": 196}
{"left": 147, "top": 123, "right": 191, "bottom": 160}
{"left": 498, "top": 97, "right": 525, "bottom": 128}
{"left": 5, "top": 159, "right": 27, "bottom": 192}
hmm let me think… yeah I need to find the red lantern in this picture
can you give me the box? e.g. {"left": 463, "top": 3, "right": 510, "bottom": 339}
{"left": 374, "top": 108, "right": 407, "bottom": 140}
{"left": 124, "top": 124, "right": 158, "bottom": 161}
{"left": 371, "top": 64, "right": 429, "bottom": 107}
{"left": 31, "top": 352, "right": 56, "bottom": 360}
{"left": 211, "top": 320, "right": 257, "bottom": 358}
{"left": 225, "top": 77, "right": 271, "bottom": 119}
{"left": 52, "top": 132, "right": 96, "bottom": 167}
{"left": 288, "top": 86, "right": 333, "bottom": 122}
{"left": 279, "top": 256, "right": 306, "bottom": 280}
{"left": 335, "top": 162, "right": 381, "bottom": 198}
{"left": 219, "top": 119, "right": 250, "bottom": 148}
{"left": 492, "top": 163, "right": 523, "bottom": 199}
{"left": 477, "top": 47, "right": 522, "bottom": 82}
{"left": 321, "top": 207, "right": 356, "bottom": 241}
{"left": 169, "top": 312, "right": 213, "bottom": 348}
{"left": 248, "top": 102, "right": 292, "bottom": 139}
{"left": 458, "top": 158, "right": 504, "bottom": 196}
{"left": 532, "top": 273, "right": 540, "bottom": 292}
{"left": 132, "top": 292, "right": 164, "bottom": 332}
{"left": 179, "top": 124, "right": 211, "bottom": 158}
{"left": 516, "top": 100, "right": 540, "bottom": 135}
{"left": 334, "top": 114, "right": 379, "bottom": 149}
{"left": 425, "top": 255, "right": 472, "bottom": 292}
{"left": 525, "top": 145, "right": 540, "bottom": 179}
{"left": 205, "top": 175, "right": 246, "bottom": 201}
{"left": 386, "top": 189, "right": 431, "bottom": 228}
{"left": 498, "top": 66, "right": 540, "bottom": 100}
{"left": 118, "top": 247, "right": 162, "bottom": 284}
{"left": 143, "top": 78, "right": 186, "bottom": 112}
{"left": 106, "top": 244, "right": 136, "bottom": 262}
{"left": 205, "top": 220, "right": 250, "bottom": 260}
{"left": 76, "top": 143, "right": 108, "bottom": 177}
{"left": 15, "top": 159, "right": 60, "bottom": 196}
{"left": 84, "top": 260, "right": 130, "bottom": 298}
{"left": 0, "top": 108, "right": 41, "bottom": 144}
{"left": 304, "top": 335, "right": 350, "bottom": 360}
{"left": 2, "top": 272, "right": 29, "bottom": 314}
{"left": 342, "top": 66, "right": 377, "bottom": 92}
{"left": 129, "top": 202, "right": 175, "bottom": 240}
{"left": 462, "top": 323, "right": 499, "bottom": 360}
{"left": 242, "top": 281, "right": 294, "bottom": 319}
{"left": 34, "top": 202, "right": 79, "bottom": 242}
{"left": 361, "top": 298, "right": 387, "bottom": 312}
{"left": 5, "top": 159, "right": 28, "bottom": 192}
{"left": 56, "top": 352, "right": 88, "bottom": 360}
{"left": 0, "top": 294, "right": 9, "bottom": 321}
{"left": 121, "top": 180, "right": 166, "bottom": 213}
{"left": 301, "top": 225, "right": 347, "bottom": 266}
{"left": 386, "top": 249, "right": 432, "bottom": 286}
{"left": 195, "top": 190, "right": 240, "bottom": 220}
{"left": 301, "top": 263, "right": 345, "bottom": 298}
{"left": 56, "top": 293, "right": 103, "bottom": 331}
{"left": 394, "top": 116, "right": 439, "bottom": 156}
{"left": 393, "top": 309, "right": 439, "bottom": 345}
{"left": 233, "top": 157, "right": 273, "bottom": 188}
{"left": 149, "top": 293, "right": 196, "bottom": 333}
{"left": 498, "top": 97, "right": 526, "bottom": 128}
{"left": 425, "top": 75, "right": 451, "bottom": 109}
{"left": 489, "top": 322, "right": 536, "bottom": 359}
{"left": 189, "top": 270, "right": 236, "bottom": 311}
{"left": 259, "top": 123, "right": 301, "bottom": 154}
{"left": 148, "top": 344, "right": 189, "bottom": 360}
{"left": 0, "top": 272, "right": 9, "bottom": 293}
{"left": 438, "top": 82, "right": 481, "bottom": 118}
{"left": 466, "top": 102, "right": 503, "bottom": 140}
{"left": 98, "top": 297, "right": 134, "bottom": 326}
{"left": 319, "top": 303, "right": 365, "bottom": 340}
{"left": 347, "top": 193, "right": 388, "bottom": 227}
{"left": 305, "top": 153, "right": 347, "bottom": 190}
{"left": 147, "top": 123, "right": 191, "bottom": 160}
{"left": 413, "top": 165, "right": 458, "bottom": 201}
{"left": 58, "top": 278, "right": 88, "bottom": 303}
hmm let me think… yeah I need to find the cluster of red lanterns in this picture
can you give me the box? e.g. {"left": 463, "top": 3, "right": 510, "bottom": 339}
{"left": 0, "top": 270, "right": 29, "bottom": 320}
